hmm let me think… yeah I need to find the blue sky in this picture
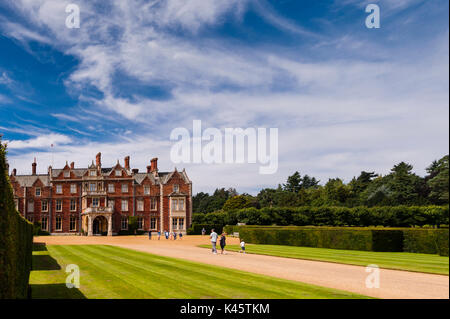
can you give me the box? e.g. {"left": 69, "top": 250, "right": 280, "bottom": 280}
{"left": 0, "top": 0, "right": 448, "bottom": 194}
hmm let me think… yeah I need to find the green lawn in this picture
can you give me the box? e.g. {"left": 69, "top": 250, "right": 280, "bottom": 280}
{"left": 30, "top": 244, "right": 370, "bottom": 299}
{"left": 198, "top": 244, "right": 449, "bottom": 275}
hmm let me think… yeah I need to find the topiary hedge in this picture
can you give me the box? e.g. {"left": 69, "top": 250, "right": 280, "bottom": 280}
{"left": 237, "top": 226, "right": 405, "bottom": 252}
{"left": 0, "top": 141, "right": 34, "bottom": 299}
{"left": 231, "top": 225, "right": 449, "bottom": 255}
{"left": 403, "top": 229, "right": 449, "bottom": 256}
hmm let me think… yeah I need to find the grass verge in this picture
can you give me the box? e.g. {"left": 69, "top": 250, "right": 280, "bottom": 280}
{"left": 29, "top": 244, "right": 371, "bottom": 299}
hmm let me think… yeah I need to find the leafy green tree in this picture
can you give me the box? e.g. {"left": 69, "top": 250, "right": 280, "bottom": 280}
{"left": 427, "top": 155, "right": 449, "bottom": 204}
{"left": 222, "top": 195, "right": 253, "bottom": 211}
{"left": 283, "top": 171, "right": 302, "bottom": 193}
{"left": 128, "top": 216, "right": 139, "bottom": 235}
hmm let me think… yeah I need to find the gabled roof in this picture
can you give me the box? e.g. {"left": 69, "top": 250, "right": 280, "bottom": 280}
{"left": 13, "top": 175, "right": 50, "bottom": 187}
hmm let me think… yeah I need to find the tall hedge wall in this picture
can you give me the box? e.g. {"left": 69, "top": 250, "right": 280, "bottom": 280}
{"left": 236, "top": 226, "right": 404, "bottom": 252}
{"left": 194, "top": 206, "right": 449, "bottom": 228}
{"left": 0, "top": 142, "right": 34, "bottom": 299}
{"left": 224, "top": 225, "right": 449, "bottom": 255}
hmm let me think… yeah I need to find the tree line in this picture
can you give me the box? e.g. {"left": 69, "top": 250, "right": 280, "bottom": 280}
{"left": 193, "top": 155, "right": 449, "bottom": 214}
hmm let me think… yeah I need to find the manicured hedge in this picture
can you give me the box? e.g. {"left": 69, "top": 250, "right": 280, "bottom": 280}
{"left": 0, "top": 142, "right": 34, "bottom": 299}
{"left": 403, "top": 229, "right": 449, "bottom": 256}
{"left": 187, "top": 224, "right": 224, "bottom": 235}
{"left": 228, "top": 225, "right": 449, "bottom": 255}
{"left": 236, "top": 226, "right": 404, "bottom": 252}
{"left": 198, "top": 206, "right": 449, "bottom": 229}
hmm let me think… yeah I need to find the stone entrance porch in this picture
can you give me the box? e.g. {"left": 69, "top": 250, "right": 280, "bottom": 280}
{"left": 81, "top": 207, "right": 113, "bottom": 236}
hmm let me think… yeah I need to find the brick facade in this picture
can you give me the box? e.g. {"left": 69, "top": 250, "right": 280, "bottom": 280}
{"left": 9, "top": 154, "right": 192, "bottom": 235}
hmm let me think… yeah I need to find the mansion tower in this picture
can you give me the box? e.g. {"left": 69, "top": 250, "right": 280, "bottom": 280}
{"left": 9, "top": 153, "right": 192, "bottom": 236}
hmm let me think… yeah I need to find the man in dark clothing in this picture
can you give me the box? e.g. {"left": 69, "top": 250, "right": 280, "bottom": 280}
{"left": 220, "top": 233, "right": 227, "bottom": 254}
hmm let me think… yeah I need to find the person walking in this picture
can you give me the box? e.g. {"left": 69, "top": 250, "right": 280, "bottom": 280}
{"left": 148, "top": 230, "right": 152, "bottom": 240}
{"left": 173, "top": 232, "right": 177, "bottom": 240}
{"left": 210, "top": 229, "right": 218, "bottom": 254}
{"left": 239, "top": 240, "right": 246, "bottom": 254}
{"left": 179, "top": 231, "right": 183, "bottom": 240}
{"left": 157, "top": 231, "right": 161, "bottom": 240}
{"left": 201, "top": 227, "right": 206, "bottom": 236}
{"left": 164, "top": 230, "right": 169, "bottom": 240}
{"left": 219, "top": 232, "right": 227, "bottom": 254}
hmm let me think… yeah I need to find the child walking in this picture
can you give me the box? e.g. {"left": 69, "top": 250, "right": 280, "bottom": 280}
{"left": 239, "top": 240, "right": 246, "bottom": 254}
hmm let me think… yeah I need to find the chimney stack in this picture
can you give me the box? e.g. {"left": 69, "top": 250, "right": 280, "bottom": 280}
{"left": 124, "top": 156, "right": 130, "bottom": 170}
{"left": 147, "top": 165, "right": 152, "bottom": 174}
{"left": 132, "top": 168, "right": 139, "bottom": 174}
{"left": 32, "top": 158, "right": 37, "bottom": 175}
{"left": 150, "top": 158, "right": 158, "bottom": 173}
{"left": 12, "top": 168, "right": 17, "bottom": 176}
{"left": 70, "top": 162, "right": 75, "bottom": 169}
{"left": 96, "top": 152, "right": 101, "bottom": 167}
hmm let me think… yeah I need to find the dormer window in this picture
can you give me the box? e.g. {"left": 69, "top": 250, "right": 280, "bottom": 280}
{"left": 89, "top": 170, "right": 96, "bottom": 177}
{"left": 64, "top": 171, "right": 70, "bottom": 178}
{"left": 115, "top": 169, "right": 122, "bottom": 177}
{"left": 35, "top": 187, "right": 41, "bottom": 196}
{"left": 173, "top": 184, "right": 179, "bottom": 193}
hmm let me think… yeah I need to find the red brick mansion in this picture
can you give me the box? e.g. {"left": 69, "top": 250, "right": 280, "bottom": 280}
{"left": 9, "top": 153, "right": 192, "bottom": 236}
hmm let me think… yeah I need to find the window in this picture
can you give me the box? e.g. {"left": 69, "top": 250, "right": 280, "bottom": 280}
{"left": 108, "top": 200, "right": 115, "bottom": 208}
{"left": 150, "top": 218, "right": 156, "bottom": 230}
{"left": 64, "top": 171, "right": 70, "bottom": 178}
{"left": 172, "top": 218, "right": 178, "bottom": 230}
{"left": 70, "top": 184, "right": 77, "bottom": 194}
{"left": 144, "top": 186, "right": 150, "bottom": 195}
{"left": 56, "top": 185, "right": 62, "bottom": 194}
{"left": 41, "top": 200, "right": 48, "bottom": 212}
{"left": 70, "top": 199, "right": 76, "bottom": 211}
{"left": 28, "top": 200, "right": 34, "bottom": 212}
{"left": 89, "top": 183, "right": 96, "bottom": 192}
{"left": 173, "top": 184, "right": 179, "bottom": 193}
{"left": 151, "top": 198, "right": 157, "bottom": 210}
{"left": 35, "top": 187, "right": 41, "bottom": 196}
{"left": 179, "top": 199, "right": 185, "bottom": 210}
{"left": 115, "top": 169, "right": 122, "bottom": 177}
{"left": 89, "top": 170, "right": 96, "bottom": 176}
{"left": 121, "top": 184, "right": 128, "bottom": 193}
{"left": 171, "top": 199, "right": 177, "bottom": 212}
{"left": 178, "top": 218, "right": 184, "bottom": 230}
{"left": 137, "top": 200, "right": 144, "bottom": 211}
{"left": 56, "top": 200, "right": 62, "bottom": 212}
{"left": 56, "top": 216, "right": 62, "bottom": 231}
{"left": 70, "top": 217, "right": 76, "bottom": 231}
{"left": 121, "top": 217, "right": 128, "bottom": 230}
{"left": 121, "top": 200, "right": 128, "bottom": 211}
{"left": 92, "top": 198, "right": 99, "bottom": 207}
{"left": 137, "top": 217, "right": 144, "bottom": 230}
{"left": 108, "top": 184, "right": 115, "bottom": 193}
{"left": 41, "top": 217, "right": 48, "bottom": 231}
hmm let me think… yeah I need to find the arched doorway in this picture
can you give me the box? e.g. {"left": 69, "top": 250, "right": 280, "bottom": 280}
{"left": 92, "top": 216, "right": 108, "bottom": 236}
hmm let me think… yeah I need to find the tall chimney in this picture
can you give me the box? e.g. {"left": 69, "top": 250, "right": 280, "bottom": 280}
{"left": 12, "top": 168, "right": 17, "bottom": 176}
{"left": 70, "top": 162, "right": 75, "bottom": 169}
{"left": 32, "top": 158, "right": 37, "bottom": 175}
{"left": 96, "top": 152, "right": 101, "bottom": 167}
{"left": 124, "top": 156, "right": 130, "bottom": 170}
{"left": 150, "top": 158, "right": 158, "bottom": 172}
{"left": 132, "top": 168, "right": 139, "bottom": 174}
{"left": 147, "top": 165, "right": 152, "bottom": 174}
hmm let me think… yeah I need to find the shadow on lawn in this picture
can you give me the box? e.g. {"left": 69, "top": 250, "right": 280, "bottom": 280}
{"left": 30, "top": 283, "right": 86, "bottom": 299}
{"left": 33, "top": 242, "right": 48, "bottom": 251}
{"left": 32, "top": 254, "right": 61, "bottom": 271}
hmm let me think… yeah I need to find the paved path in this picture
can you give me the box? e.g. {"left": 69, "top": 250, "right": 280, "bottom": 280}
{"left": 35, "top": 235, "right": 449, "bottom": 299}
